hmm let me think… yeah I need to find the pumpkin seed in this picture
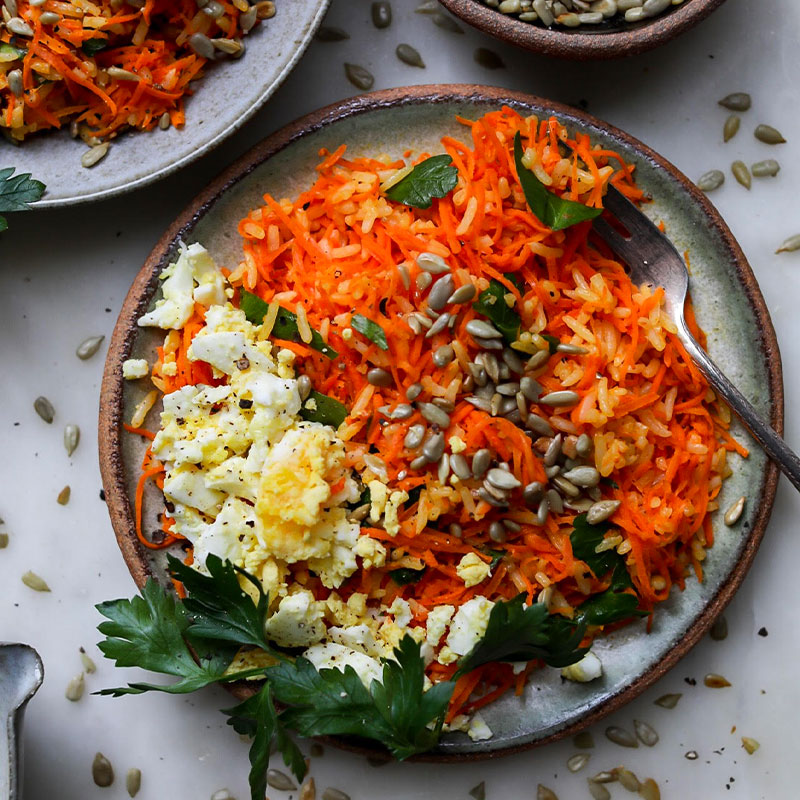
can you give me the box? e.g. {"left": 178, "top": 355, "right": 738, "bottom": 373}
{"left": 704, "top": 673, "right": 731, "bottom": 688}
{"left": 537, "top": 787, "right": 559, "bottom": 800}
{"left": 126, "top": 767, "right": 142, "bottom": 797}
{"left": 751, "top": 158, "right": 780, "bottom": 177}
{"left": 710, "top": 615, "right": 728, "bottom": 640}
{"left": 731, "top": 160, "right": 751, "bottom": 189}
{"left": 79, "top": 647, "right": 97, "bottom": 673}
{"left": 539, "top": 390, "right": 580, "bottom": 406}
{"left": 754, "top": 124, "right": 786, "bottom": 144}
{"left": 654, "top": 692, "right": 682, "bottom": 708}
{"left": 468, "top": 783, "right": 486, "bottom": 800}
{"left": 474, "top": 47, "right": 505, "bottom": 69}
{"left": 57, "top": 486, "right": 71, "bottom": 505}
{"left": 615, "top": 767, "right": 640, "bottom": 791}
{"left": 605, "top": 725, "right": 638, "bottom": 748}
{"left": 718, "top": 92, "right": 751, "bottom": 111}
{"left": 267, "top": 769, "right": 297, "bottom": 791}
{"left": 371, "top": 1, "right": 392, "bottom": 28}
{"left": 639, "top": 778, "right": 661, "bottom": 800}
{"left": 92, "top": 753, "right": 114, "bottom": 787}
{"left": 321, "top": 790, "right": 350, "bottom": 800}
{"left": 723, "top": 114, "right": 740, "bottom": 142}
{"left": 64, "top": 424, "right": 80, "bottom": 456}
{"left": 396, "top": 43, "right": 425, "bottom": 68}
{"left": 344, "top": 63, "right": 374, "bottom": 90}
{"left": 741, "top": 736, "right": 760, "bottom": 754}
{"left": 0, "top": 533, "right": 8, "bottom": 549}
{"left": 696, "top": 169, "right": 725, "bottom": 192}
{"left": 567, "top": 752, "right": 590, "bottom": 772}
{"left": 316, "top": 25, "right": 350, "bottom": 41}
{"left": 776, "top": 234, "right": 800, "bottom": 253}
{"left": 367, "top": 367, "right": 392, "bottom": 387}
{"left": 431, "top": 11, "right": 464, "bottom": 32}
{"left": 65, "top": 672, "right": 85, "bottom": 701}
{"left": 76, "top": 334, "right": 105, "bottom": 359}
{"left": 82, "top": 142, "right": 110, "bottom": 168}
{"left": 587, "top": 780, "right": 611, "bottom": 800}
{"left": 633, "top": 719, "right": 659, "bottom": 746}
{"left": 34, "top": 395, "right": 55, "bottom": 423}
{"left": 22, "top": 570, "right": 50, "bottom": 592}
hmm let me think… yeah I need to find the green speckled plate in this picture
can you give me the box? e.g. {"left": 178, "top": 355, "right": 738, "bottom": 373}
{"left": 99, "top": 85, "right": 782, "bottom": 758}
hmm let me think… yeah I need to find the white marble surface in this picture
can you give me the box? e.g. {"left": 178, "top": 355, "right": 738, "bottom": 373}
{"left": 2, "top": 0, "right": 800, "bottom": 798}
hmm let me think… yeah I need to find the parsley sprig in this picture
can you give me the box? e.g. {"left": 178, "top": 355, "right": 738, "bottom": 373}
{"left": 384, "top": 154, "right": 458, "bottom": 209}
{"left": 0, "top": 168, "right": 46, "bottom": 232}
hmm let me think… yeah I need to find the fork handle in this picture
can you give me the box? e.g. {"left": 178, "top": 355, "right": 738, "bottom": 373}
{"left": 679, "top": 326, "right": 800, "bottom": 491}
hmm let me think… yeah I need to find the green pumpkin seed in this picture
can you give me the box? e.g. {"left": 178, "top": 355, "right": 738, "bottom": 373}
{"left": 371, "top": 1, "right": 391, "bottom": 28}
{"left": 92, "top": 753, "right": 114, "bottom": 787}
{"left": 537, "top": 786, "right": 559, "bottom": 800}
{"left": 396, "top": 43, "right": 425, "bottom": 68}
{"left": 57, "top": 486, "right": 71, "bottom": 505}
{"left": 65, "top": 672, "right": 85, "bottom": 701}
{"left": 731, "top": 160, "right": 751, "bottom": 189}
{"left": 654, "top": 692, "right": 682, "bottom": 708}
{"left": 468, "top": 783, "right": 486, "bottom": 800}
{"left": 474, "top": 47, "right": 505, "bottom": 69}
{"left": 723, "top": 114, "right": 740, "bottom": 142}
{"left": 718, "top": 92, "right": 751, "bottom": 111}
{"left": 344, "top": 63, "right": 374, "bottom": 90}
{"left": 34, "top": 395, "right": 55, "bottom": 423}
{"left": 431, "top": 11, "right": 464, "bottom": 32}
{"left": 80, "top": 647, "right": 97, "bottom": 673}
{"left": 696, "top": 169, "right": 724, "bottom": 192}
{"left": 0, "top": 532, "right": 8, "bottom": 549}
{"left": 76, "top": 334, "right": 105, "bottom": 359}
{"left": 64, "top": 423, "right": 80, "bottom": 456}
{"left": 315, "top": 25, "right": 350, "bottom": 41}
{"left": 751, "top": 158, "right": 780, "bottom": 177}
{"left": 126, "top": 767, "right": 142, "bottom": 797}
{"left": 754, "top": 124, "right": 786, "bottom": 144}
{"left": 776, "top": 234, "right": 800, "bottom": 254}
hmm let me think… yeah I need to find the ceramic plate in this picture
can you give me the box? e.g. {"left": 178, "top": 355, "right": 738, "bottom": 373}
{"left": 7, "top": 0, "right": 329, "bottom": 208}
{"left": 99, "top": 85, "right": 782, "bottom": 758}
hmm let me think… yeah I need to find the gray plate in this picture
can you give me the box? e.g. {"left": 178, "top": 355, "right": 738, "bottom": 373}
{"left": 7, "top": 0, "right": 329, "bottom": 208}
{"left": 100, "top": 86, "right": 781, "bottom": 758}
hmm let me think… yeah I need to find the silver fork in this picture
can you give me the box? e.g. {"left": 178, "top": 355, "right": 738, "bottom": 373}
{"left": 592, "top": 185, "right": 800, "bottom": 491}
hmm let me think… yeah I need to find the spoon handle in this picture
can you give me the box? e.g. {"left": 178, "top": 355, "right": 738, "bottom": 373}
{"left": 679, "top": 326, "right": 800, "bottom": 491}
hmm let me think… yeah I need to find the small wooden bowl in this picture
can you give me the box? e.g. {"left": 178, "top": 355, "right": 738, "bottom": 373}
{"left": 437, "top": 0, "right": 728, "bottom": 60}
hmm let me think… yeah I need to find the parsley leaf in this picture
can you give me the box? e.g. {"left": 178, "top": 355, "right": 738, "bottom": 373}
{"left": 351, "top": 313, "right": 388, "bottom": 350}
{"left": 513, "top": 132, "right": 602, "bottom": 232}
{"left": 0, "top": 167, "right": 46, "bottom": 232}
{"left": 472, "top": 278, "right": 522, "bottom": 344}
{"left": 270, "top": 636, "right": 453, "bottom": 760}
{"left": 389, "top": 566, "right": 427, "bottom": 585}
{"left": 239, "top": 290, "right": 337, "bottom": 359}
{"left": 541, "top": 333, "right": 560, "bottom": 354}
{"left": 384, "top": 154, "right": 458, "bottom": 209}
{"left": 81, "top": 38, "right": 108, "bottom": 56}
{"left": 223, "top": 683, "right": 306, "bottom": 800}
{"left": 299, "top": 390, "right": 347, "bottom": 427}
{"left": 455, "top": 595, "right": 588, "bottom": 677}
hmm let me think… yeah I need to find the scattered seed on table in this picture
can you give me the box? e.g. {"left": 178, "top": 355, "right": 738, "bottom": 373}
{"left": 299, "top": 777, "right": 315, "bottom": 800}
{"left": 0, "top": 533, "right": 8, "bottom": 549}
{"left": 468, "top": 783, "right": 485, "bottom": 800}
{"left": 396, "top": 43, "right": 424, "bottom": 67}
{"left": 639, "top": 778, "right": 661, "bottom": 800}
{"left": 587, "top": 780, "right": 611, "bottom": 800}
{"left": 126, "top": 767, "right": 142, "bottom": 797}
{"left": 22, "top": 570, "right": 50, "bottom": 592}
{"left": 415, "top": 0, "right": 437, "bottom": 11}
{"left": 80, "top": 647, "right": 97, "bottom": 673}
{"left": 724, "top": 495, "right": 746, "bottom": 525}
{"left": 654, "top": 691, "right": 681, "bottom": 708}
{"left": 633, "top": 719, "right": 659, "bottom": 746}
{"left": 615, "top": 768, "right": 640, "bottom": 791}
{"left": 267, "top": 769, "right": 297, "bottom": 791}
{"left": 685, "top": 750, "right": 698, "bottom": 760}
{"left": 321, "top": 789, "right": 351, "bottom": 800}
{"left": 344, "top": 63, "right": 374, "bottom": 90}
{"left": 210, "top": 791, "right": 234, "bottom": 800}
{"left": 696, "top": 169, "right": 725, "bottom": 193}
{"left": 537, "top": 786, "right": 559, "bottom": 800}
{"left": 755, "top": 124, "right": 786, "bottom": 144}
{"left": 752, "top": 158, "right": 780, "bottom": 177}
{"left": 315, "top": 25, "right": 349, "bottom": 41}
{"left": 723, "top": 114, "right": 740, "bottom": 142}
{"left": 718, "top": 92, "right": 751, "bottom": 111}
{"left": 776, "top": 234, "right": 800, "bottom": 254}
{"left": 591, "top": 771, "right": 615, "bottom": 784}
{"left": 81, "top": 142, "right": 110, "bottom": 168}
{"left": 65, "top": 672, "right": 85, "bottom": 701}
{"left": 731, "top": 160, "right": 751, "bottom": 189}
{"left": 371, "top": 1, "right": 391, "bottom": 28}
{"left": 741, "top": 736, "right": 760, "bottom": 754}
{"left": 92, "top": 753, "right": 114, "bottom": 787}
{"left": 431, "top": 11, "right": 464, "bottom": 32}
{"left": 76, "top": 334, "right": 105, "bottom": 359}
{"left": 64, "top": 424, "right": 80, "bottom": 456}
{"left": 710, "top": 615, "right": 728, "bottom": 641}
{"left": 474, "top": 47, "right": 505, "bottom": 69}
{"left": 605, "top": 725, "right": 638, "bottom": 747}
{"left": 57, "top": 486, "right": 71, "bottom": 505}
{"left": 34, "top": 396, "right": 55, "bottom": 423}
{"left": 704, "top": 673, "right": 731, "bottom": 688}
{"left": 567, "top": 753, "right": 590, "bottom": 772}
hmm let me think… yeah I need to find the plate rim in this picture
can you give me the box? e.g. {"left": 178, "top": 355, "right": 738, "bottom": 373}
{"left": 98, "top": 83, "right": 783, "bottom": 760}
{"left": 27, "top": 0, "right": 330, "bottom": 209}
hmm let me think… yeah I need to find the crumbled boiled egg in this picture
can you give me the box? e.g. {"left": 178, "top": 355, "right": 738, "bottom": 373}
{"left": 122, "top": 358, "right": 150, "bottom": 380}
{"left": 264, "top": 590, "right": 327, "bottom": 648}
{"left": 438, "top": 596, "right": 494, "bottom": 665}
{"left": 561, "top": 651, "right": 603, "bottom": 683}
{"left": 456, "top": 552, "right": 492, "bottom": 588}
{"left": 302, "top": 641, "right": 383, "bottom": 689}
{"left": 425, "top": 604, "right": 455, "bottom": 648}
{"left": 354, "top": 535, "right": 386, "bottom": 569}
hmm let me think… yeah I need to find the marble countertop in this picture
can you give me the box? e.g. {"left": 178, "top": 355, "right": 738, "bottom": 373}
{"left": 2, "top": 0, "right": 800, "bottom": 797}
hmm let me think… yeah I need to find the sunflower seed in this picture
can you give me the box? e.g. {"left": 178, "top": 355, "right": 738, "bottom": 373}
{"left": 322, "top": 789, "right": 350, "bottom": 800}
{"left": 449, "top": 522, "right": 463, "bottom": 538}
{"left": 544, "top": 434, "right": 562, "bottom": 466}
{"left": 415, "top": 0, "right": 437, "bottom": 10}
{"left": 316, "top": 25, "right": 350, "bottom": 41}
{"left": 449, "top": 453, "right": 472, "bottom": 482}
{"left": 567, "top": 753, "right": 590, "bottom": 772}
{"left": 448, "top": 283, "right": 477, "bottom": 304}
{"left": 65, "top": 672, "right": 85, "bottom": 701}
{"left": 731, "top": 160, "right": 751, "bottom": 189}
{"left": 489, "top": 520, "right": 507, "bottom": 542}
{"left": 344, "top": 63, "right": 374, "bottom": 90}
{"left": 633, "top": 719, "right": 659, "bottom": 746}
{"left": 3, "top": 0, "right": 17, "bottom": 15}
{"left": 591, "top": 771, "right": 616, "bottom": 783}
{"left": 404, "top": 424, "right": 427, "bottom": 449}
{"left": 587, "top": 780, "right": 611, "bottom": 800}
{"left": 0, "top": 533, "right": 8, "bottom": 549}
{"left": 466, "top": 319, "right": 502, "bottom": 340}
{"left": 718, "top": 92, "right": 751, "bottom": 111}
{"left": 57, "top": 486, "right": 71, "bottom": 505}
{"left": 34, "top": 395, "right": 55, "bottom": 423}
{"left": 496, "top": 381, "right": 520, "bottom": 397}
{"left": 537, "top": 786, "right": 559, "bottom": 800}
{"left": 125, "top": 768, "right": 142, "bottom": 797}
{"left": 406, "top": 382, "right": 423, "bottom": 401}
{"left": 210, "top": 791, "right": 234, "bottom": 800}
{"left": 639, "top": 778, "right": 661, "bottom": 800}
{"left": 557, "top": 342, "right": 589, "bottom": 354}
{"left": 546, "top": 488, "right": 563, "bottom": 514}
{"left": 654, "top": 692, "right": 682, "bottom": 708}
{"left": 575, "top": 433, "right": 592, "bottom": 457}
{"left": 724, "top": 495, "right": 745, "bottom": 525}
{"left": 486, "top": 468, "right": 521, "bottom": 490}
{"left": 704, "top": 673, "right": 731, "bottom": 688}
{"left": 92, "top": 753, "right": 114, "bottom": 787}
{"left": 423, "top": 432, "right": 445, "bottom": 462}
{"left": 418, "top": 402, "right": 450, "bottom": 427}
{"left": 478, "top": 352, "right": 500, "bottom": 383}
{"left": 82, "top": 142, "right": 110, "bottom": 168}
{"left": 474, "top": 47, "right": 505, "bottom": 69}
{"left": 539, "top": 390, "right": 580, "bottom": 406}
{"left": 347, "top": 503, "right": 370, "bottom": 523}
{"left": 267, "top": 769, "right": 297, "bottom": 791}
{"left": 428, "top": 274, "right": 455, "bottom": 310}
{"left": 410, "top": 455, "right": 428, "bottom": 471}
{"left": 751, "top": 159, "right": 780, "bottom": 177}
{"left": 107, "top": 66, "right": 140, "bottom": 81}
{"left": 754, "top": 124, "right": 786, "bottom": 144}
{"left": 605, "top": 725, "right": 638, "bottom": 747}
{"left": 6, "top": 68, "right": 22, "bottom": 97}
{"left": 76, "top": 335, "right": 105, "bottom": 359}
{"left": 432, "top": 345, "right": 455, "bottom": 368}
{"left": 296, "top": 375, "right": 313, "bottom": 402}
{"left": 561, "top": 466, "right": 600, "bottom": 487}
{"left": 526, "top": 349, "right": 550, "bottom": 370}
{"left": 741, "top": 736, "right": 760, "bottom": 754}
{"left": 478, "top": 487, "right": 508, "bottom": 507}
{"left": 396, "top": 42, "right": 425, "bottom": 67}
{"left": 390, "top": 404, "right": 414, "bottom": 420}
{"left": 685, "top": 750, "right": 698, "bottom": 760}
{"left": 431, "top": 10, "right": 464, "bottom": 31}
{"left": 425, "top": 312, "right": 451, "bottom": 338}
{"left": 471, "top": 448, "right": 491, "bottom": 478}
{"left": 615, "top": 767, "right": 640, "bottom": 791}
{"left": 776, "top": 234, "right": 800, "bottom": 253}
{"left": 465, "top": 395, "right": 492, "bottom": 412}
{"left": 79, "top": 648, "right": 96, "bottom": 673}
{"left": 6, "top": 16, "right": 33, "bottom": 36}
{"left": 240, "top": 5, "right": 257, "bottom": 31}
{"left": 723, "top": 114, "right": 740, "bottom": 142}
{"left": 417, "top": 252, "right": 450, "bottom": 274}
{"left": 696, "top": 169, "right": 725, "bottom": 192}
{"left": 526, "top": 414, "right": 554, "bottom": 436}
{"left": 367, "top": 367, "right": 392, "bottom": 387}
{"left": 371, "top": 1, "right": 392, "bottom": 27}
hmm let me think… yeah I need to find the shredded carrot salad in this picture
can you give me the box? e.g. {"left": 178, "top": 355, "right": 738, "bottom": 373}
{"left": 132, "top": 107, "right": 746, "bottom": 719}
{"left": 0, "top": 0, "right": 266, "bottom": 141}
